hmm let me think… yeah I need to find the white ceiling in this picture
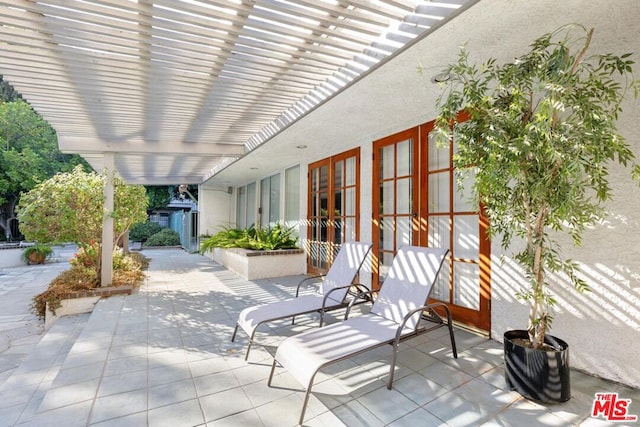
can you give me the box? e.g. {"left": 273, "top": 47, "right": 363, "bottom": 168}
{"left": 0, "top": 0, "right": 476, "bottom": 185}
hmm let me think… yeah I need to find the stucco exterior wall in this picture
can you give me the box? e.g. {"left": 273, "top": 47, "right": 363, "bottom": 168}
{"left": 199, "top": 187, "right": 233, "bottom": 237}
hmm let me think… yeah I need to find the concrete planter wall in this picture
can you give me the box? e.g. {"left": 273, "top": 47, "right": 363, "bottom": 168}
{"left": 0, "top": 247, "right": 23, "bottom": 268}
{"left": 209, "top": 247, "right": 306, "bottom": 280}
{"left": 44, "top": 286, "right": 133, "bottom": 330}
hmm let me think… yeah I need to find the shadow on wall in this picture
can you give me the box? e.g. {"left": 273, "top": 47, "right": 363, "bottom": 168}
{"left": 491, "top": 237, "right": 640, "bottom": 389}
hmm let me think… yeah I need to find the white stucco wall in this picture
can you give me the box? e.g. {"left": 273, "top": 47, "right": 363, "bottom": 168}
{"left": 199, "top": 187, "right": 233, "bottom": 237}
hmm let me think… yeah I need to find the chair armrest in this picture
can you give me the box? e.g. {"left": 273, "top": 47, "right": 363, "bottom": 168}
{"left": 322, "top": 283, "right": 369, "bottom": 309}
{"left": 320, "top": 284, "right": 354, "bottom": 307}
{"left": 394, "top": 302, "right": 453, "bottom": 343}
{"left": 344, "top": 285, "right": 374, "bottom": 319}
{"left": 348, "top": 283, "right": 371, "bottom": 298}
{"left": 296, "top": 274, "right": 325, "bottom": 297}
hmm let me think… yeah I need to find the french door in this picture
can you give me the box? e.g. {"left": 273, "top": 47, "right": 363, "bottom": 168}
{"left": 372, "top": 121, "right": 491, "bottom": 331}
{"left": 307, "top": 148, "right": 360, "bottom": 275}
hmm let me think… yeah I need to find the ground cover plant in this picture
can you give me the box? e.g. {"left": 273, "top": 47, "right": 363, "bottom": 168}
{"left": 32, "top": 247, "right": 149, "bottom": 317}
{"left": 199, "top": 223, "right": 298, "bottom": 253}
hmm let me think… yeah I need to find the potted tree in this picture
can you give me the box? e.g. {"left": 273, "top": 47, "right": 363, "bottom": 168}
{"left": 21, "top": 243, "right": 54, "bottom": 265}
{"left": 434, "top": 24, "right": 639, "bottom": 402}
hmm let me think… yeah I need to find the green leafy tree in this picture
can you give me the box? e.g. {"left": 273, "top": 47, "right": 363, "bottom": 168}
{"left": 16, "top": 166, "right": 148, "bottom": 281}
{"left": 0, "top": 98, "right": 88, "bottom": 240}
{"left": 144, "top": 184, "right": 198, "bottom": 211}
{"left": 434, "top": 24, "right": 639, "bottom": 349}
{"left": 0, "top": 75, "right": 22, "bottom": 102}
{"left": 145, "top": 186, "right": 172, "bottom": 211}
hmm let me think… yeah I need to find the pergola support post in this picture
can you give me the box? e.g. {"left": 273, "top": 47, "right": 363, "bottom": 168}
{"left": 101, "top": 153, "right": 115, "bottom": 287}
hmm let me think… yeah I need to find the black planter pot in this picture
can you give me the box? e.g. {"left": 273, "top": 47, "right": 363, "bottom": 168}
{"left": 504, "top": 330, "right": 571, "bottom": 403}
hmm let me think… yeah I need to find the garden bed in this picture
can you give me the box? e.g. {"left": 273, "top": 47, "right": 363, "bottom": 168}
{"left": 0, "top": 246, "right": 23, "bottom": 268}
{"left": 208, "top": 247, "right": 306, "bottom": 280}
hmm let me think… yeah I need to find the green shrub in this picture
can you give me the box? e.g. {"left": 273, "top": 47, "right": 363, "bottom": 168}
{"left": 145, "top": 228, "right": 181, "bottom": 246}
{"left": 200, "top": 223, "right": 298, "bottom": 252}
{"left": 69, "top": 241, "right": 99, "bottom": 268}
{"left": 31, "top": 251, "right": 150, "bottom": 318}
{"left": 129, "top": 221, "right": 163, "bottom": 242}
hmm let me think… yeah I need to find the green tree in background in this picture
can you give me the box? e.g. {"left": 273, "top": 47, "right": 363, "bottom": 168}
{"left": 17, "top": 166, "right": 148, "bottom": 282}
{"left": 145, "top": 186, "right": 173, "bottom": 211}
{"left": 0, "top": 75, "right": 22, "bottom": 102}
{"left": 144, "top": 185, "right": 198, "bottom": 211}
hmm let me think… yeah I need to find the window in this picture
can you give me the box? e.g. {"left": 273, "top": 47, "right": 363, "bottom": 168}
{"left": 235, "top": 182, "right": 257, "bottom": 228}
{"left": 260, "top": 173, "right": 281, "bottom": 227}
{"left": 285, "top": 165, "right": 300, "bottom": 223}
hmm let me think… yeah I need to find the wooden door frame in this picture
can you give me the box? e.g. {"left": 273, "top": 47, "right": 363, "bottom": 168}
{"left": 372, "top": 120, "right": 491, "bottom": 332}
{"left": 371, "top": 128, "right": 419, "bottom": 290}
{"left": 419, "top": 121, "right": 491, "bottom": 332}
{"left": 307, "top": 147, "right": 361, "bottom": 275}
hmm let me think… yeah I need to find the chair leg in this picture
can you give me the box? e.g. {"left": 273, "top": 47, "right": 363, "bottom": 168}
{"left": 448, "top": 321, "right": 458, "bottom": 359}
{"left": 244, "top": 329, "right": 259, "bottom": 361}
{"left": 441, "top": 305, "right": 458, "bottom": 359}
{"left": 267, "top": 358, "right": 277, "bottom": 386}
{"left": 231, "top": 324, "right": 239, "bottom": 342}
{"left": 387, "top": 341, "right": 400, "bottom": 390}
{"left": 269, "top": 358, "right": 316, "bottom": 425}
{"left": 298, "top": 386, "right": 313, "bottom": 425}
{"left": 244, "top": 342, "right": 253, "bottom": 361}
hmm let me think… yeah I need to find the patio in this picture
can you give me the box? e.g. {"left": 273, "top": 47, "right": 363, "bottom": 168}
{"left": 0, "top": 248, "right": 633, "bottom": 427}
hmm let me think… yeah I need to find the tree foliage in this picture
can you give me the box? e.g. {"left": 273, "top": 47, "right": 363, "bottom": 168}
{"left": 145, "top": 186, "right": 173, "bottom": 211}
{"left": 144, "top": 185, "right": 198, "bottom": 210}
{"left": 0, "top": 75, "right": 22, "bottom": 102}
{"left": 16, "top": 166, "right": 148, "bottom": 272}
{"left": 0, "top": 100, "right": 88, "bottom": 204}
{"left": 0, "top": 97, "right": 89, "bottom": 240}
{"left": 434, "top": 24, "right": 639, "bottom": 348}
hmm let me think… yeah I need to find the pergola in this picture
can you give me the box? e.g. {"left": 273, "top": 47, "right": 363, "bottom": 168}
{"left": 0, "top": 0, "right": 475, "bottom": 185}
{"left": 0, "top": 0, "right": 477, "bottom": 283}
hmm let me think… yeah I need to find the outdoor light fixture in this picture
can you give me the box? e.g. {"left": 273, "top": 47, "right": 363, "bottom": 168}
{"left": 432, "top": 72, "right": 451, "bottom": 83}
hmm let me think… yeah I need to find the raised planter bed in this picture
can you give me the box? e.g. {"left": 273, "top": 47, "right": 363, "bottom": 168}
{"left": 45, "top": 286, "right": 134, "bottom": 331}
{"left": 0, "top": 245, "right": 23, "bottom": 268}
{"left": 208, "top": 247, "right": 306, "bottom": 280}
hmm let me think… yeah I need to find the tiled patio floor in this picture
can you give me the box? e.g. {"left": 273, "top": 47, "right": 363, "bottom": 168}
{"left": 0, "top": 249, "right": 637, "bottom": 426}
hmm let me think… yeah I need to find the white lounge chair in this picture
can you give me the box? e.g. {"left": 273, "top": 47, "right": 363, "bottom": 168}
{"left": 231, "top": 241, "right": 372, "bottom": 360}
{"left": 267, "top": 245, "right": 456, "bottom": 425}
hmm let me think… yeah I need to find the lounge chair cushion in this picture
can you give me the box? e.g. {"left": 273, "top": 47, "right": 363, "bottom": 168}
{"left": 235, "top": 241, "right": 372, "bottom": 340}
{"left": 320, "top": 242, "right": 372, "bottom": 304}
{"left": 275, "top": 314, "right": 414, "bottom": 386}
{"left": 237, "top": 294, "right": 336, "bottom": 334}
{"left": 370, "top": 247, "right": 449, "bottom": 329}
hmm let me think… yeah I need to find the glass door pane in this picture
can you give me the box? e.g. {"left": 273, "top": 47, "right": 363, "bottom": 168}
{"left": 236, "top": 186, "right": 246, "bottom": 228}
{"left": 246, "top": 182, "right": 256, "bottom": 227}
